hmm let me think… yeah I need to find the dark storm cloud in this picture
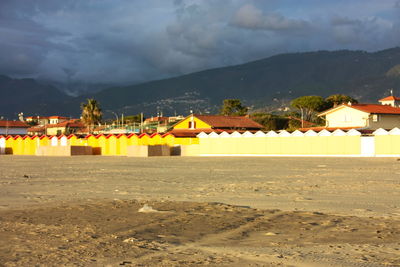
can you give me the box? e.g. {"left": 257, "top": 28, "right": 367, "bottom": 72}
{"left": 0, "top": 0, "right": 399, "bottom": 84}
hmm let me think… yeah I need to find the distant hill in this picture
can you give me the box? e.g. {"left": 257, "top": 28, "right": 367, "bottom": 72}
{"left": 85, "top": 47, "right": 400, "bottom": 116}
{"left": 2, "top": 47, "right": 400, "bottom": 119}
{"left": 0, "top": 75, "right": 72, "bottom": 119}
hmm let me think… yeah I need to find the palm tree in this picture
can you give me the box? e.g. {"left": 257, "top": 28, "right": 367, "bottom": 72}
{"left": 81, "top": 98, "right": 102, "bottom": 134}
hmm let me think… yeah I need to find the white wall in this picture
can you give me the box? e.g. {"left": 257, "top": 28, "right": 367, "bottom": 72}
{"left": 325, "top": 107, "right": 368, "bottom": 128}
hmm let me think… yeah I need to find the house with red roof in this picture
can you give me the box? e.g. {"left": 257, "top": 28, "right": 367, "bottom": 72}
{"left": 318, "top": 96, "right": 400, "bottom": 130}
{"left": 28, "top": 119, "right": 85, "bottom": 136}
{"left": 0, "top": 120, "right": 29, "bottom": 135}
{"left": 25, "top": 115, "right": 69, "bottom": 126}
{"left": 48, "top": 116, "right": 69, "bottom": 125}
{"left": 169, "top": 114, "right": 263, "bottom": 137}
{"left": 25, "top": 116, "right": 50, "bottom": 125}
{"left": 378, "top": 95, "right": 400, "bottom": 107}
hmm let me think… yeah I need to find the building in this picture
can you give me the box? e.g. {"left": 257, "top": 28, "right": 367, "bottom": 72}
{"left": 25, "top": 115, "right": 69, "bottom": 126}
{"left": 378, "top": 96, "right": 400, "bottom": 107}
{"left": 318, "top": 98, "right": 400, "bottom": 130}
{"left": 25, "top": 116, "right": 50, "bottom": 125}
{"left": 28, "top": 120, "right": 85, "bottom": 136}
{"left": 142, "top": 115, "right": 185, "bottom": 133}
{"left": 0, "top": 120, "right": 29, "bottom": 135}
{"left": 144, "top": 116, "right": 169, "bottom": 124}
{"left": 48, "top": 116, "right": 69, "bottom": 125}
{"left": 169, "top": 114, "right": 263, "bottom": 137}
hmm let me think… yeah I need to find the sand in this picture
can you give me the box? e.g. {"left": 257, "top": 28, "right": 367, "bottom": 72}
{"left": 0, "top": 156, "right": 400, "bottom": 266}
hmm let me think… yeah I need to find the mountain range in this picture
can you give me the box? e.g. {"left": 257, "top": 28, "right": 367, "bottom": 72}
{"left": 2, "top": 47, "right": 400, "bottom": 119}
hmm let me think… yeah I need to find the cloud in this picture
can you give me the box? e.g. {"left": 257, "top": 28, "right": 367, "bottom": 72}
{"left": 231, "top": 4, "right": 310, "bottom": 32}
{"left": 329, "top": 16, "right": 395, "bottom": 48}
{"left": 0, "top": 0, "right": 399, "bottom": 85}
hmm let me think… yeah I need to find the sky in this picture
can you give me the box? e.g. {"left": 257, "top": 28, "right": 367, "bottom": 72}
{"left": 1, "top": 0, "right": 400, "bottom": 84}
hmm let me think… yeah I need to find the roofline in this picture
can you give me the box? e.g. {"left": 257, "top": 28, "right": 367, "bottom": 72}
{"left": 318, "top": 104, "right": 371, "bottom": 116}
{"left": 318, "top": 104, "right": 347, "bottom": 116}
{"left": 170, "top": 114, "right": 211, "bottom": 129}
{"left": 379, "top": 96, "right": 400, "bottom": 101}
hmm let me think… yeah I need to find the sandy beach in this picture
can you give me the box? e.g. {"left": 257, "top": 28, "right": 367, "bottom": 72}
{"left": 0, "top": 156, "right": 400, "bottom": 266}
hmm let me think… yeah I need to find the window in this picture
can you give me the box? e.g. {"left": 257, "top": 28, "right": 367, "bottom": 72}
{"left": 372, "top": 114, "right": 379, "bottom": 122}
{"left": 343, "top": 114, "right": 352, "bottom": 122}
{"left": 188, "top": 121, "right": 196, "bottom": 129}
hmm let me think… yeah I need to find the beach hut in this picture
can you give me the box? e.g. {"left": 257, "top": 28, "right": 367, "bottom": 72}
{"left": 50, "top": 136, "right": 58, "bottom": 146}
{"left": 139, "top": 133, "right": 150, "bottom": 146}
{"left": 67, "top": 134, "right": 81, "bottom": 146}
{"left": 149, "top": 133, "right": 163, "bottom": 146}
{"left": 85, "top": 134, "right": 99, "bottom": 154}
{"left": 162, "top": 133, "right": 175, "bottom": 147}
{"left": 127, "top": 133, "right": 140, "bottom": 146}
{"left": 39, "top": 135, "right": 50, "bottom": 147}
{"left": 22, "top": 135, "right": 36, "bottom": 155}
{"left": 59, "top": 135, "right": 68, "bottom": 146}
{"left": 97, "top": 134, "right": 109, "bottom": 155}
{"left": 107, "top": 134, "right": 118, "bottom": 155}
{"left": 117, "top": 134, "right": 128, "bottom": 156}
{"left": 5, "top": 136, "right": 14, "bottom": 154}
{"left": 12, "top": 135, "right": 24, "bottom": 155}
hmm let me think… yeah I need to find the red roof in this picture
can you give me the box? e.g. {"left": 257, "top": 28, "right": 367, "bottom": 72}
{"left": 350, "top": 104, "right": 400, "bottom": 114}
{"left": 145, "top": 116, "right": 168, "bottom": 122}
{"left": 0, "top": 120, "right": 29, "bottom": 128}
{"left": 379, "top": 96, "right": 400, "bottom": 101}
{"left": 49, "top": 116, "right": 69, "bottom": 119}
{"left": 27, "top": 120, "right": 85, "bottom": 132}
{"left": 27, "top": 126, "right": 45, "bottom": 132}
{"left": 47, "top": 120, "right": 85, "bottom": 128}
{"left": 168, "top": 129, "right": 261, "bottom": 137}
{"left": 26, "top": 116, "right": 49, "bottom": 120}
{"left": 192, "top": 115, "right": 263, "bottom": 129}
{"left": 320, "top": 103, "right": 400, "bottom": 116}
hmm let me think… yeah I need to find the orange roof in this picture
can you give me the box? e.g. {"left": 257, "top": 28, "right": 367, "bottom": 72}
{"left": 168, "top": 128, "right": 260, "bottom": 137}
{"left": 379, "top": 96, "right": 400, "bottom": 101}
{"left": 350, "top": 104, "right": 400, "bottom": 114}
{"left": 192, "top": 114, "right": 263, "bottom": 129}
{"left": 0, "top": 120, "right": 29, "bottom": 128}
{"left": 145, "top": 116, "right": 168, "bottom": 122}
{"left": 320, "top": 103, "right": 400, "bottom": 116}
{"left": 27, "top": 126, "right": 45, "bottom": 132}
{"left": 49, "top": 116, "right": 69, "bottom": 119}
{"left": 26, "top": 116, "right": 49, "bottom": 119}
{"left": 46, "top": 120, "right": 85, "bottom": 128}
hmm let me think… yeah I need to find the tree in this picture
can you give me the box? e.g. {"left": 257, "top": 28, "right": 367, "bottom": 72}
{"left": 250, "top": 113, "right": 289, "bottom": 131}
{"left": 123, "top": 114, "right": 142, "bottom": 123}
{"left": 220, "top": 99, "right": 248, "bottom": 116}
{"left": 325, "top": 94, "right": 358, "bottom": 108}
{"left": 290, "top": 95, "right": 326, "bottom": 123}
{"left": 81, "top": 98, "right": 102, "bottom": 134}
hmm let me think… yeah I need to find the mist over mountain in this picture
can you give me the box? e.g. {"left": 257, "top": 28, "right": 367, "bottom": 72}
{"left": 0, "top": 75, "right": 72, "bottom": 119}
{"left": 82, "top": 47, "right": 400, "bottom": 116}
{"left": 2, "top": 48, "right": 400, "bottom": 119}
